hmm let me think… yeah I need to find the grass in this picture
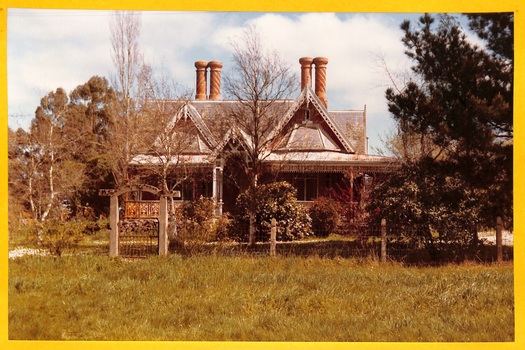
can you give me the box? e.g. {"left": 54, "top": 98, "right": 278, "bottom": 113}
{"left": 8, "top": 254, "right": 514, "bottom": 341}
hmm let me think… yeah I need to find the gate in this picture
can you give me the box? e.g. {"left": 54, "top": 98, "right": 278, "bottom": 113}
{"left": 119, "top": 200, "right": 160, "bottom": 257}
{"left": 99, "top": 185, "right": 171, "bottom": 258}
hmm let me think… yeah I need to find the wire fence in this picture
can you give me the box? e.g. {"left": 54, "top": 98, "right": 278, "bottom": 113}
{"left": 169, "top": 218, "right": 513, "bottom": 264}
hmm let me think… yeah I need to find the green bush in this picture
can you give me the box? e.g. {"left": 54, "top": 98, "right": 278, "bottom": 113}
{"left": 368, "top": 160, "right": 485, "bottom": 260}
{"left": 310, "top": 197, "right": 341, "bottom": 237}
{"left": 233, "top": 182, "right": 312, "bottom": 242}
{"left": 39, "top": 220, "right": 85, "bottom": 257}
{"left": 171, "top": 196, "right": 231, "bottom": 252}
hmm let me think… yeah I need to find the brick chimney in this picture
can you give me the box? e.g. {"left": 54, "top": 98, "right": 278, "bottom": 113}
{"left": 207, "top": 61, "right": 223, "bottom": 100}
{"left": 195, "top": 61, "right": 208, "bottom": 100}
{"left": 313, "top": 57, "right": 328, "bottom": 108}
{"left": 299, "top": 57, "right": 314, "bottom": 90}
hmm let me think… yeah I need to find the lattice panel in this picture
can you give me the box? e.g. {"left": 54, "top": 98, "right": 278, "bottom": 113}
{"left": 125, "top": 201, "right": 160, "bottom": 218}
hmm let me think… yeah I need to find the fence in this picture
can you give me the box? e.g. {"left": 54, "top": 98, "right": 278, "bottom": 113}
{"left": 169, "top": 217, "right": 513, "bottom": 264}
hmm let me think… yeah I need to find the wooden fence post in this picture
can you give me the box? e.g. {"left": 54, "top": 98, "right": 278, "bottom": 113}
{"left": 158, "top": 196, "right": 169, "bottom": 255}
{"left": 381, "top": 218, "right": 387, "bottom": 263}
{"left": 270, "top": 218, "right": 277, "bottom": 256}
{"left": 496, "top": 216, "right": 503, "bottom": 263}
{"left": 109, "top": 195, "right": 119, "bottom": 257}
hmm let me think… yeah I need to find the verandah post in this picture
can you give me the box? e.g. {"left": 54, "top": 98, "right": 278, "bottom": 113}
{"left": 270, "top": 218, "right": 277, "bottom": 256}
{"left": 496, "top": 216, "right": 503, "bottom": 263}
{"left": 381, "top": 218, "right": 387, "bottom": 263}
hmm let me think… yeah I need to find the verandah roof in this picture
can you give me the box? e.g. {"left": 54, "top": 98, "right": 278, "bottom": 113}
{"left": 265, "top": 151, "right": 398, "bottom": 173}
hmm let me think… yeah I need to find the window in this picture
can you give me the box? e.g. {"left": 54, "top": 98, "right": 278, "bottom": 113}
{"left": 172, "top": 177, "right": 213, "bottom": 201}
{"left": 293, "top": 175, "right": 318, "bottom": 201}
{"left": 173, "top": 180, "right": 194, "bottom": 201}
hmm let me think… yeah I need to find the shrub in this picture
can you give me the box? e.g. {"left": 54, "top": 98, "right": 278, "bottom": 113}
{"left": 39, "top": 220, "right": 85, "bottom": 257}
{"left": 368, "top": 160, "right": 485, "bottom": 260}
{"left": 171, "top": 196, "right": 230, "bottom": 253}
{"left": 233, "top": 182, "right": 312, "bottom": 242}
{"left": 310, "top": 197, "right": 341, "bottom": 237}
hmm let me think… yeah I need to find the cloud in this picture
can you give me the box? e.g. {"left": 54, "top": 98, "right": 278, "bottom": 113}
{"left": 213, "top": 12, "right": 412, "bottom": 148}
{"left": 8, "top": 9, "right": 113, "bottom": 128}
{"left": 7, "top": 10, "right": 419, "bottom": 149}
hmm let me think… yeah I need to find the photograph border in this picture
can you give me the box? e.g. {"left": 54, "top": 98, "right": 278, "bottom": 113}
{"left": 1, "top": 0, "right": 522, "bottom": 349}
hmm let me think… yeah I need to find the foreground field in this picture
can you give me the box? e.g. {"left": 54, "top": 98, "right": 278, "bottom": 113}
{"left": 8, "top": 255, "right": 514, "bottom": 341}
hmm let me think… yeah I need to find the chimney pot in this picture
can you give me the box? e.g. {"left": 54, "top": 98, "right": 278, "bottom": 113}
{"left": 313, "top": 57, "right": 328, "bottom": 108}
{"left": 299, "top": 57, "right": 314, "bottom": 90}
{"left": 195, "top": 61, "right": 208, "bottom": 100}
{"left": 208, "top": 61, "right": 223, "bottom": 100}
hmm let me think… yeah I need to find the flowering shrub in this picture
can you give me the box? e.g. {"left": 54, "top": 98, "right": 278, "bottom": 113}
{"left": 233, "top": 182, "right": 312, "bottom": 242}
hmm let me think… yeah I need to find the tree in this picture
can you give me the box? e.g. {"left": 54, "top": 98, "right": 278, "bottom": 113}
{"left": 132, "top": 63, "right": 194, "bottom": 195}
{"left": 31, "top": 88, "right": 69, "bottom": 224}
{"left": 222, "top": 24, "right": 297, "bottom": 245}
{"left": 466, "top": 13, "right": 514, "bottom": 62}
{"left": 8, "top": 127, "right": 36, "bottom": 230}
{"left": 372, "top": 13, "right": 513, "bottom": 238}
{"left": 14, "top": 88, "right": 76, "bottom": 242}
{"left": 108, "top": 11, "right": 144, "bottom": 187}
{"left": 65, "top": 76, "right": 118, "bottom": 215}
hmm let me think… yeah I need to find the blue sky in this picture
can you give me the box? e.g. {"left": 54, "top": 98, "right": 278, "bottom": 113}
{"left": 7, "top": 9, "right": 481, "bottom": 152}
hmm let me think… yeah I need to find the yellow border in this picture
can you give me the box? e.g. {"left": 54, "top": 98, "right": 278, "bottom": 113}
{"left": 2, "top": 0, "right": 521, "bottom": 13}
{"left": 1, "top": 1, "right": 522, "bottom": 350}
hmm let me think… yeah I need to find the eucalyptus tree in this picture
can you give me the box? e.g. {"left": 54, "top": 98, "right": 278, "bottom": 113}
{"left": 66, "top": 76, "right": 119, "bottom": 215}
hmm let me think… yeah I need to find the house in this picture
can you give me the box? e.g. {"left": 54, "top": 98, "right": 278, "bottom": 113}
{"left": 129, "top": 57, "right": 397, "bottom": 216}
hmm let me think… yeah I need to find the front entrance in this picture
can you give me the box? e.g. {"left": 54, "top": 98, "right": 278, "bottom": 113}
{"left": 99, "top": 185, "right": 170, "bottom": 257}
{"left": 118, "top": 200, "right": 160, "bottom": 257}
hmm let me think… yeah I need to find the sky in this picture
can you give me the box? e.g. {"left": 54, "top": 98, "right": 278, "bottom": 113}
{"left": 7, "top": 9, "right": 482, "bottom": 152}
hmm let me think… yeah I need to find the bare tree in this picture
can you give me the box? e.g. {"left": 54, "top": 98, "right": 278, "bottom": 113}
{"left": 223, "top": 24, "right": 297, "bottom": 245}
{"left": 108, "top": 11, "right": 143, "bottom": 187}
{"left": 134, "top": 62, "right": 195, "bottom": 196}
{"left": 373, "top": 53, "right": 443, "bottom": 163}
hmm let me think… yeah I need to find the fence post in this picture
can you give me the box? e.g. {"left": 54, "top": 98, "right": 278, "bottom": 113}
{"left": 496, "top": 216, "right": 503, "bottom": 263}
{"left": 270, "top": 218, "right": 277, "bottom": 256}
{"left": 109, "top": 195, "right": 119, "bottom": 257}
{"left": 381, "top": 218, "right": 387, "bottom": 263}
{"left": 158, "top": 196, "right": 169, "bottom": 255}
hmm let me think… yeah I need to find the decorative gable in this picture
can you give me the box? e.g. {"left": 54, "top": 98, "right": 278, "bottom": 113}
{"left": 271, "top": 87, "right": 356, "bottom": 154}
{"left": 154, "top": 103, "right": 218, "bottom": 155}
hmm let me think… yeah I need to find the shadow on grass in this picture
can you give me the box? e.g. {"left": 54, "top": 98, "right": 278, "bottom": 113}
{"left": 168, "top": 238, "right": 513, "bottom": 266}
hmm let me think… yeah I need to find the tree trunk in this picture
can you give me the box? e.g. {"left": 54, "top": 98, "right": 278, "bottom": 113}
{"left": 248, "top": 211, "right": 256, "bottom": 247}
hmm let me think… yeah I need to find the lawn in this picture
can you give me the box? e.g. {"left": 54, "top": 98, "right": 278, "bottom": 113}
{"left": 8, "top": 254, "right": 514, "bottom": 341}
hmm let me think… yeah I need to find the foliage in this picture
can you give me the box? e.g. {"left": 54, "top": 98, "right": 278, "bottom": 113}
{"left": 233, "top": 182, "right": 312, "bottom": 242}
{"left": 66, "top": 76, "right": 118, "bottom": 216}
{"left": 309, "top": 197, "right": 341, "bottom": 237}
{"left": 330, "top": 171, "right": 376, "bottom": 226}
{"left": 8, "top": 255, "right": 514, "bottom": 341}
{"left": 369, "top": 159, "right": 487, "bottom": 261}
{"left": 8, "top": 76, "right": 118, "bottom": 228}
{"left": 222, "top": 25, "right": 297, "bottom": 245}
{"left": 466, "top": 12, "right": 514, "bottom": 61}
{"left": 38, "top": 220, "right": 85, "bottom": 257}
{"left": 171, "top": 196, "right": 232, "bottom": 252}
{"left": 376, "top": 13, "right": 513, "bottom": 242}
